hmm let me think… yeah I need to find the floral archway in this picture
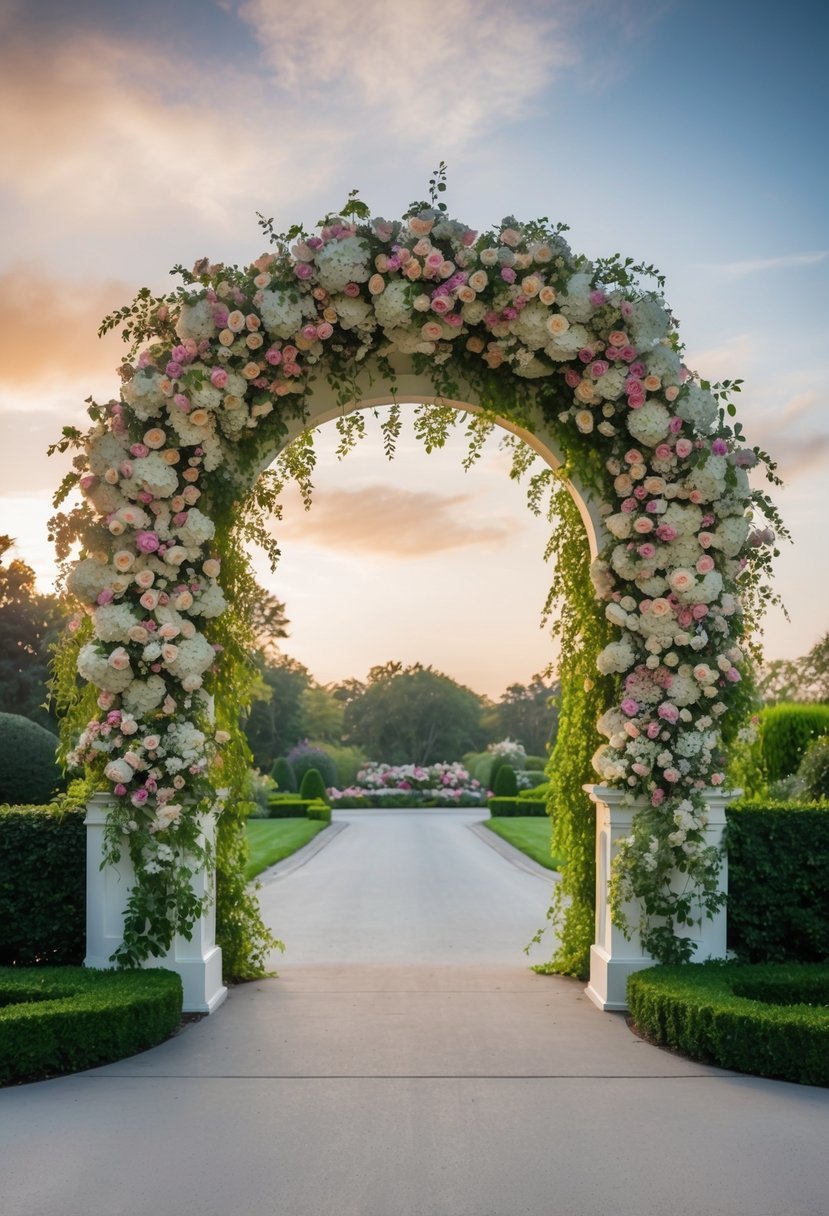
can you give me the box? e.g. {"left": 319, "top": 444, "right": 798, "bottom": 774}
{"left": 51, "top": 183, "right": 781, "bottom": 986}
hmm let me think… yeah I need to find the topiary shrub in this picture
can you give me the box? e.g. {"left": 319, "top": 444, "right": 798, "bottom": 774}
{"left": 0, "top": 713, "right": 62, "bottom": 805}
{"left": 627, "top": 962, "right": 829, "bottom": 1086}
{"left": 287, "top": 741, "right": 337, "bottom": 789}
{"left": 760, "top": 703, "right": 829, "bottom": 783}
{"left": 270, "top": 756, "right": 297, "bottom": 793}
{"left": 0, "top": 966, "right": 182, "bottom": 1084}
{"left": 797, "top": 738, "right": 829, "bottom": 802}
{"left": 0, "top": 801, "right": 86, "bottom": 966}
{"left": 493, "top": 763, "right": 518, "bottom": 797}
{"left": 306, "top": 800, "right": 332, "bottom": 823}
{"left": 525, "top": 755, "right": 548, "bottom": 771}
{"left": 299, "top": 767, "right": 329, "bottom": 805}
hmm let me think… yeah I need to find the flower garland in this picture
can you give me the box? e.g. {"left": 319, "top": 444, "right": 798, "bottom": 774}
{"left": 55, "top": 195, "right": 782, "bottom": 966}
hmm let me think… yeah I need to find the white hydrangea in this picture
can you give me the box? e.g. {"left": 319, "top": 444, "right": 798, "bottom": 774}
{"left": 332, "top": 294, "right": 375, "bottom": 333}
{"left": 628, "top": 297, "right": 670, "bottom": 348}
{"left": 626, "top": 400, "right": 671, "bottom": 447}
{"left": 509, "top": 301, "right": 555, "bottom": 350}
{"left": 590, "top": 558, "right": 616, "bottom": 599}
{"left": 636, "top": 575, "right": 669, "bottom": 597}
{"left": 381, "top": 327, "right": 436, "bottom": 355}
{"left": 661, "top": 502, "right": 703, "bottom": 536}
{"left": 121, "top": 370, "right": 167, "bottom": 421}
{"left": 166, "top": 408, "right": 219, "bottom": 449}
{"left": 592, "top": 367, "right": 627, "bottom": 401}
{"left": 166, "top": 632, "right": 216, "bottom": 681}
{"left": 711, "top": 516, "right": 749, "bottom": 557}
{"left": 683, "top": 570, "right": 724, "bottom": 605}
{"left": 596, "top": 637, "right": 637, "bottom": 674}
{"left": 645, "top": 343, "right": 682, "bottom": 383}
{"left": 544, "top": 323, "right": 591, "bottom": 360}
{"left": 597, "top": 708, "right": 627, "bottom": 739}
{"left": 684, "top": 454, "right": 728, "bottom": 502}
{"left": 259, "top": 289, "right": 304, "bottom": 338}
{"left": 92, "top": 603, "right": 140, "bottom": 642}
{"left": 513, "top": 355, "right": 553, "bottom": 379}
{"left": 122, "top": 674, "right": 168, "bottom": 717}
{"left": 190, "top": 583, "right": 227, "bottom": 618}
{"left": 175, "top": 299, "right": 216, "bottom": 341}
{"left": 67, "top": 557, "right": 114, "bottom": 605}
{"left": 314, "top": 236, "right": 372, "bottom": 294}
{"left": 461, "top": 300, "right": 487, "bottom": 325}
{"left": 125, "top": 453, "right": 179, "bottom": 500}
{"left": 557, "top": 272, "right": 594, "bottom": 323}
{"left": 85, "top": 482, "right": 125, "bottom": 516}
{"left": 374, "top": 281, "right": 412, "bottom": 330}
{"left": 190, "top": 380, "right": 223, "bottom": 412}
{"left": 676, "top": 384, "right": 718, "bottom": 433}
{"left": 605, "top": 512, "right": 634, "bottom": 540}
{"left": 77, "top": 644, "right": 134, "bottom": 693}
{"left": 175, "top": 508, "right": 215, "bottom": 550}
{"left": 86, "top": 430, "right": 130, "bottom": 478}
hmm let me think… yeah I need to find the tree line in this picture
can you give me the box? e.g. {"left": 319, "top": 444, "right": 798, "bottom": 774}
{"left": 1, "top": 538, "right": 559, "bottom": 769}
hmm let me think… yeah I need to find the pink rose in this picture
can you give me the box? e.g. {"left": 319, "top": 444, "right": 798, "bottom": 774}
{"left": 663, "top": 768, "right": 681, "bottom": 784}
{"left": 135, "top": 531, "right": 160, "bottom": 554}
{"left": 696, "top": 555, "right": 715, "bottom": 574}
{"left": 675, "top": 438, "right": 693, "bottom": 459}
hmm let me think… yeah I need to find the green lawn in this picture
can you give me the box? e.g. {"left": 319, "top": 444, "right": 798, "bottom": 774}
{"left": 245, "top": 818, "right": 328, "bottom": 880}
{"left": 483, "top": 816, "right": 564, "bottom": 871}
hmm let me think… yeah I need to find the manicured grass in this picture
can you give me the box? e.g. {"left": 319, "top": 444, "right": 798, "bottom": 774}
{"left": 483, "top": 816, "right": 564, "bottom": 871}
{"left": 245, "top": 818, "right": 328, "bottom": 880}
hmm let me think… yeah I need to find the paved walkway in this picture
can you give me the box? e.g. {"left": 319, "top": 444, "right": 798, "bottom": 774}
{"left": 2, "top": 811, "right": 828, "bottom": 1216}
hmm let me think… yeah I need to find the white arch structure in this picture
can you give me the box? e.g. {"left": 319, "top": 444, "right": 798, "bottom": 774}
{"left": 85, "top": 360, "right": 730, "bottom": 1013}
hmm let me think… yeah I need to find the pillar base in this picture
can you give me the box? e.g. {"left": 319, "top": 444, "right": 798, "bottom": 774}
{"left": 85, "top": 794, "right": 227, "bottom": 1015}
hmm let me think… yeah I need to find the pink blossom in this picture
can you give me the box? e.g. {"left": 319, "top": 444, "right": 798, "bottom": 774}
{"left": 668, "top": 417, "right": 683, "bottom": 434}
{"left": 135, "top": 531, "right": 160, "bottom": 554}
{"left": 113, "top": 783, "right": 127, "bottom": 797}
{"left": 711, "top": 438, "right": 728, "bottom": 456}
{"left": 629, "top": 362, "right": 646, "bottom": 378}
{"left": 500, "top": 266, "right": 517, "bottom": 284}
{"left": 656, "top": 524, "right": 678, "bottom": 542}
{"left": 651, "top": 788, "right": 665, "bottom": 806}
{"left": 621, "top": 498, "right": 637, "bottom": 513}
{"left": 637, "top": 543, "right": 656, "bottom": 558}
{"left": 96, "top": 589, "right": 114, "bottom": 605}
{"left": 726, "top": 667, "right": 741, "bottom": 683}
{"left": 692, "top": 604, "right": 709, "bottom": 620}
{"left": 294, "top": 263, "right": 313, "bottom": 280}
{"left": 578, "top": 348, "right": 594, "bottom": 363}
{"left": 657, "top": 702, "right": 680, "bottom": 724}
{"left": 564, "top": 368, "right": 582, "bottom": 388}
{"left": 663, "top": 768, "right": 681, "bottom": 784}
{"left": 733, "top": 448, "right": 758, "bottom": 468}
{"left": 621, "top": 698, "right": 639, "bottom": 717}
{"left": 590, "top": 360, "right": 609, "bottom": 378}
{"left": 696, "top": 554, "right": 715, "bottom": 574}
{"left": 343, "top": 282, "right": 361, "bottom": 297}
{"left": 210, "top": 367, "right": 228, "bottom": 388}
{"left": 654, "top": 444, "right": 673, "bottom": 461}
{"left": 130, "top": 444, "right": 150, "bottom": 458}
{"left": 646, "top": 721, "right": 662, "bottom": 740}
{"left": 675, "top": 438, "right": 694, "bottom": 459}
{"left": 589, "top": 289, "right": 606, "bottom": 306}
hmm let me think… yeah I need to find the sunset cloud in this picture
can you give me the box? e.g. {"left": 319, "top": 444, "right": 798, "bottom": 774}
{"left": 238, "top": 0, "right": 575, "bottom": 145}
{"left": 0, "top": 267, "right": 130, "bottom": 389}
{"left": 278, "top": 484, "right": 516, "bottom": 557}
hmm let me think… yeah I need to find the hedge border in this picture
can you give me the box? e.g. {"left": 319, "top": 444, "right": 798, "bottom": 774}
{"left": 0, "top": 966, "right": 183, "bottom": 1085}
{"left": 627, "top": 962, "right": 829, "bottom": 1087}
{"left": 488, "top": 796, "right": 548, "bottom": 817}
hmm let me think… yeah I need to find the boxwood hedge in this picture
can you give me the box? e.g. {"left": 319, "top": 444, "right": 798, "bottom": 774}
{"left": 725, "top": 800, "right": 829, "bottom": 963}
{"left": 0, "top": 802, "right": 86, "bottom": 966}
{"left": 0, "top": 966, "right": 183, "bottom": 1084}
{"left": 627, "top": 962, "right": 829, "bottom": 1086}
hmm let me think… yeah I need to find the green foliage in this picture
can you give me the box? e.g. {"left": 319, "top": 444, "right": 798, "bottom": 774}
{"left": 0, "top": 966, "right": 182, "bottom": 1085}
{"left": 493, "top": 764, "right": 518, "bottom": 797}
{"left": 488, "top": 796, "right": 547, "bottom": 817}
{"left": 759, "top": 630, "right": 829, "bottom": 703}
{"left": 270, "top": 756, "right": 297, "bottom": 793}
{"left": 521, "top": 770, "right": 547, "bottom": 789}
{"left": 536, "top": 487, "right": 612, "bottom": 980}
{"left": 287, "top": 742, "right": 338, "bottom": 788}
{"left": 299, "top": 767, "right": 329, "bottom": 804}
{"left": 0, "top": 538, "right": 66, "bottom": 731}
{"left": 344, "top": 662, "right": 486, "bottom": 765}
{"left": 760, "top": 703, "right": 829, "bottom": 782}
{"left": 0, "top": 713, "right": 62, "bottom": 806}
{"left": 315, "top": 742, "right": 367, "bottom": 787}
{"left": 488, "top": 755, "right": 505, "bottom": 790}
{"left": 525, "top": 755, "right": 548, "bottom": 771}
{"left": 485, "top": 679, "right": 559, "bottom": 756}
{"left": 245, "top": 655, "right": 313, "bottom": 773}
{"left": 0, "top": 800, "right": 86, "bottom": 965}
{"left": 627, "top": 962, "right": 829, "bottom": 1087}
{"left": 306, "top": 801, "right": 332, "bottom": 823}
{"left": 798, "top": 738, "right": 829, "bottom": 801}
{"left": 266, "top": 793, "right": 322, "bottom": 818}
{"left": 725, "top": 800, "right": 829, "bottom": 963}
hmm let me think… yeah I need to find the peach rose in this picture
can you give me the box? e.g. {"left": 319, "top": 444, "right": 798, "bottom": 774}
{"left": 421, "top": 321, "right": 443, "bottom": 342}
{"left": 113, "top": 551, "right": 135, "bottom": 571}
{"left": 468, "top": 270, "right": 488, "bottom": 293}
{"left": 108, "top": 647, "right": 131, "bottom": 670}
{"left": 218, "top": 328, "right": 235, "bottom": 346}
{"left": 649, "top": 598, "right": 672, "bottom": 617}
{"left": 162, "top": 449, "right": 180, "bottom": 465}
{"left": 538, "top": 286, "right": 556, "bottom": 305}
{"left": 546, "top": 314, "right": 570, "bottom": 336}
{"left": 134, "top": 569, "right": 155, "bottom": 589}
{"left": 203, "top": 558, "right": 221, "bottom": 578}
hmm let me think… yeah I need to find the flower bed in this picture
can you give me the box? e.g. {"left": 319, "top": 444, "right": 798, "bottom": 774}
{"left": 329, "top": 760, "right": 487, "bottom": 808}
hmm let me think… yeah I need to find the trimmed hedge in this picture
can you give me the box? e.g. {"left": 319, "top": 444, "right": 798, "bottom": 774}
{"left": 0, "top": 966, "right": 183, "bottom": 1084}
{"left": 0, "top": 802, "right": 86, "bottom": 966}
{"left": 489, "top": 796, "right": 548, "bottom": 817}
{"left": 760, "top": 703, "right": 829, "bottom": 783}
{"left": 270, "top": 756, "right": 297, "bottom": 793}
{"left": 306, "top": 801, "right": 332, "bottom": 823}
{"left": 627, "top": 962, "right": 829, "bottom": 1087}
{"left": 266, "top": 794, "right": 318, "bottom": 819}
{"left": 725, "top": 800, "right": 829, "bottom": 963}
{"left": 492, "top": 763, "right": 517, "bottom": 797}
{"left": 0, "top": 713, "right": 62, "bottom": 805}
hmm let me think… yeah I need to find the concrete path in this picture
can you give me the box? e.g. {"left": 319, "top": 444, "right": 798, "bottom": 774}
{"left": 2, "top": 810, "right": 828, "bottom": 1216}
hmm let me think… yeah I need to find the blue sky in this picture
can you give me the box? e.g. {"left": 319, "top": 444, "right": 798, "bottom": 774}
{"left": 0, "top": 0, "right": 826, "bottom": 696}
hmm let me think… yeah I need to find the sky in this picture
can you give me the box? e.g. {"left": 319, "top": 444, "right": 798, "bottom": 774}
{"left": 0, "top": 0, "right": 827, "bottom": 700}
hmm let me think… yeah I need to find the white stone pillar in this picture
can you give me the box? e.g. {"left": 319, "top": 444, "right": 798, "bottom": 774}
{"left": 85, "top": 793, "right": 227, "bottom": 1014}
{"left": 584, "top": 784, "right": 734, "bottom": 1012}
